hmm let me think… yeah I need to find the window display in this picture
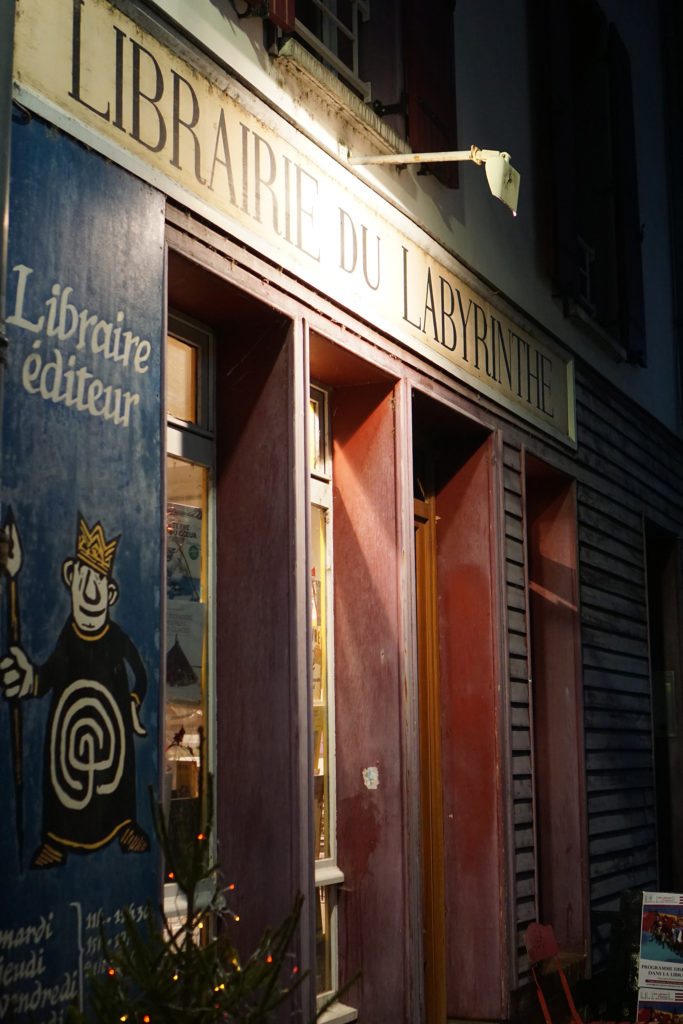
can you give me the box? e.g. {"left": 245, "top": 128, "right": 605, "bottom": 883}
{"left": 164, "top": 319, "right": 214, "bottom": 872}
{"left": 310, "top": 386, "right": 341, "bottom": 999}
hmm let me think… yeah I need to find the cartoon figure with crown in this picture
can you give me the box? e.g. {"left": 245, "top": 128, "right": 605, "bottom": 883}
{"left": 0, "top": 512, "right": 149, "bottom": 869}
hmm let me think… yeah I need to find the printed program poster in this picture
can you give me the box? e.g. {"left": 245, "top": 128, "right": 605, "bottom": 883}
{"left": 639, "top": 893, "right": 683, "bottom": 989}
{"left": 636, "top": 988, "right": 683, "bottom": 1023}
{"left": 637, "top": 892, "right": 683, "bottom": 1021}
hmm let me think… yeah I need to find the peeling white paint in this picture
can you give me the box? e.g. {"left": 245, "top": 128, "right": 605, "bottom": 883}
{"left": 363, "top": 766, "right": 380, "bottom": 790}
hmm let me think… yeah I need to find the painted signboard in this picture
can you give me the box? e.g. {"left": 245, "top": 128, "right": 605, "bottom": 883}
{"left": 0, "top": 112, "right": 164, "bottom": 1021}
{"left": 12, "top": 0, "right": 575, "bottom": 445}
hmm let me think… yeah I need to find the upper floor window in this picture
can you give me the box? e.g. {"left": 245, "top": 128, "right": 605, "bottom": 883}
{"left": 296, "top": 0, "right": 371, "bottom": 101}
{"left": 260, "top": 0, "right": 459, "bottom": 187}
{"left": 530, "top": 0, "right": 645, "bottom": 362}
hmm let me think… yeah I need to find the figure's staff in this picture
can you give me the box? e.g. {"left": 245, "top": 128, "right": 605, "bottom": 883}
{"left": 4, "top": 506, "right": 24, "bottom": 868}
{"left": 0, "top": 3, "right": 16, "bottom": 538}
{"left": 70, "top": 901, "right": 85, "bottom": 1013}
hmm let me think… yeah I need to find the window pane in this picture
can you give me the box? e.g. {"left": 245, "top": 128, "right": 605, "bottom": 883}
{"left": 165, "top": 456, "right": 208, "bottom": 858}
{"left": 311, "top": 503, "right": 330, "bottom": 861}
{"left": 316, "top": 885, "right": 333, "bottom": 994}
{"left": 167, "top": 335, "right": 198, "bottom": 423}
{"left": 310, "top": 394, "right": 324, "bottom": 476}
{"left": 310, "top": 385, "right": 339, "bottom": 1000}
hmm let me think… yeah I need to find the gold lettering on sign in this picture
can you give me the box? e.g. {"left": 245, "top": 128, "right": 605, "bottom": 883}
{"left": 13, "top": 0, "right": 574, "bottom": 442}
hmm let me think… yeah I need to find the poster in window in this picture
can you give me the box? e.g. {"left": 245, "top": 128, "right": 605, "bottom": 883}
{"left": 167, "top": 503, "right": 203, "bottom": 603}
{"left": 0, "top": 112, "right": 164, "bottom": 1021}
{"left": 166, "top": 502, "right": 204, "bottom": 704}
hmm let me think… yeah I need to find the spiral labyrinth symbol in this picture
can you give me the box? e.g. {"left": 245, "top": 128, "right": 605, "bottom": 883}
{"left": 49, "top": 679, "right": 126, "bottom": 811}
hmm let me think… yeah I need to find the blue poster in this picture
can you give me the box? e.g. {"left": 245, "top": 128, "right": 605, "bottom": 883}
{"left": 0, "top": 113, "right": 164, "bottom": 1021}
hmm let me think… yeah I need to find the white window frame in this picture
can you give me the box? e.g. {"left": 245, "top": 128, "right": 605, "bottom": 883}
{"left": 310, "top": 385, "right": 356, "bottom": 1022}
{"left": 293, "top": 0, "right": 371, "bottom": 101}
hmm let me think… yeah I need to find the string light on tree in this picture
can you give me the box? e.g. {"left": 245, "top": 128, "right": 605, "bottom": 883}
{"left": 65, "top": 764, "right": 318, "bottom": 1024}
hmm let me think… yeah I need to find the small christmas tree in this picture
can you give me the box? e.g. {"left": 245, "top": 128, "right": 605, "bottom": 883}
{"left": 68, "top": 769, "right": 308, "bottom": 1024}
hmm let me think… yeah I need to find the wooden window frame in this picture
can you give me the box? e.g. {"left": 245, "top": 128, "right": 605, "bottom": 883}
{"left": 310, "top": 383, "right": 346, "bottom": 1012}
{"left": 164, "top": 311, "right": 216, "bottom": 917}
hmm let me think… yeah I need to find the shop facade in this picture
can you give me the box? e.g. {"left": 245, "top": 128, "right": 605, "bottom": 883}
{"left": 1, "top": 1, "right": 682, "bottom": 1022}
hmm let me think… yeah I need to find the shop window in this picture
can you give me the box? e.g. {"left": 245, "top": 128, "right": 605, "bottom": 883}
{"left": 164, "top": 312, "right": 215, "bottom": 909}
{"left": 264, "top": 0, "right": 459, "bottom": 186}
{"left": 529, "top": 0, "right": 645, "bottom": 361}
{"left": 309, "top": 384, "right": 346, "bottom": 1009}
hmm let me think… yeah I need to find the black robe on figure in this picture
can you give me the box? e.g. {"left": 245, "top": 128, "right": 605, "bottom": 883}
{"left": 34, "top": 617, "right": 147, "bottom": 852}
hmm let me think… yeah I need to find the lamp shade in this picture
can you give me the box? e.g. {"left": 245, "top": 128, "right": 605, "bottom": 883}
{"left": 484, "top": 153, "right": 520, "bottom": 215}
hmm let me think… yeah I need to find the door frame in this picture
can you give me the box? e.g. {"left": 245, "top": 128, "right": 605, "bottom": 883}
{"left": 415, "top": 494, "right": 448, "bottom": 1024}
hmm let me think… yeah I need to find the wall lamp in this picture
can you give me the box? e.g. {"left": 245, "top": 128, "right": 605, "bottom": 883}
{"left": 348, "top": 145, "right": 521, "bottom": 216}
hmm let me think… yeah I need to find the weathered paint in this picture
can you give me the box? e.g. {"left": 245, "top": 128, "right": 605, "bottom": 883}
{"left": 436, "top": 435, "right": 508, "bottom": 1020}
{"left": 332, "top": 381, "right": 410, "bottom": 1022}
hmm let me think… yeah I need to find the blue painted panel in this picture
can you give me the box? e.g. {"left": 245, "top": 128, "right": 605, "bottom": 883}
{"left": 0, "top": 112, "right": 164, "bottom": 1022}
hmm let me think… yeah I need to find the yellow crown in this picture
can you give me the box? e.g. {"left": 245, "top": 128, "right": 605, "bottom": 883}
{"left": 77, "top": 514, "right": 120, "bottom": 578}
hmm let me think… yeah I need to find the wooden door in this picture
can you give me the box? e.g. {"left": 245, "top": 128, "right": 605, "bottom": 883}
{"left": 412, "top": 402, "right": 506, "bottom": 1020}
{"left": 415, "top": 496, "right": 447, "bottom": 1024}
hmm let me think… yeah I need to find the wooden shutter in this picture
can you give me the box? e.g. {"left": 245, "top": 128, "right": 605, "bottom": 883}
{"left": 403, "top": 0, "right": 458, "bottom": 188}
{"left": 529, "top": 0, "right": 581, "bottom": 303}
{"left": 244, "top": 0, "right": 295, "bottom": 33}
{"left": 608, "top": 25, "right": 646, "bottom": 365}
